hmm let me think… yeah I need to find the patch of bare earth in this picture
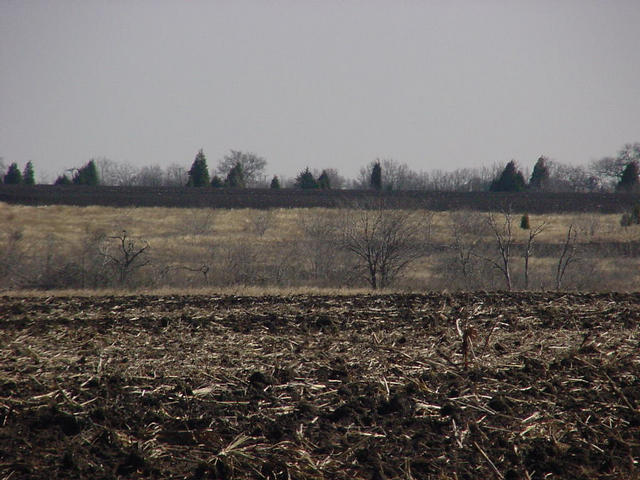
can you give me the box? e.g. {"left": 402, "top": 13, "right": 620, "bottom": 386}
{"left": 1, "top": 292, "right": 639, "bottom": 479}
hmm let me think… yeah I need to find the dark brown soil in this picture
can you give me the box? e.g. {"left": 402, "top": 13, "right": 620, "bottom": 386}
{"left": 2, "top": 184, "right": 639, "bottom": 213}
{"left": 1, "top": 292, "right": 639, "bottom": 479}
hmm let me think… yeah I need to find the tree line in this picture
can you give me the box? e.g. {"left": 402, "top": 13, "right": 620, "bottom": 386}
{"left": 489, "top": 155, "right": 640, "bottom": 193}
{"left": 2, "top": 142, "right": 639, "bottom": 192}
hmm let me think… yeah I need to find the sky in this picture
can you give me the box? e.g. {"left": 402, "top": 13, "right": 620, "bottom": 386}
{"left": 1, "top": 0, "right": 640, "bottom": 183}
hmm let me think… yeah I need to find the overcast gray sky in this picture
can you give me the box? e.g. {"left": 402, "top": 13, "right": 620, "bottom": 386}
{"left": 1, "top": 0, "right": 639, "bottom": 182}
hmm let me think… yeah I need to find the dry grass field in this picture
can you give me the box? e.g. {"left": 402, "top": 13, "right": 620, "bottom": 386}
{"left": 0, "top": 203, "right": 632, "bottom": 244}
{"left": 1, "top": 202, "right": 639, "bottom": 292}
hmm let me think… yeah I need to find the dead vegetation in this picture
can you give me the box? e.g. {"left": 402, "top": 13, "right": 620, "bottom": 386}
{"left": 1, "top": 292, "right": 639, "bottom": 479}
{"left": 1, "top": 203, "right": 639, "bottom": 291}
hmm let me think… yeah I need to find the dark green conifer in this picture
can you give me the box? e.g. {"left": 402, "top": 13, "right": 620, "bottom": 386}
{"left": 210, "top": 175, "right": 223, "bottom": 188}
{"left": 187, "top": 149, "right": 210, "bottom": 187}
{"left": 318, "top": 170, "right": 331, "bottom": 189}
{"left": 23, "top": 161, "right": 35, "bottom": 185}
{"left": 616, "top": 161, "right": 639, "bottom": 192}
{"left": 3, "top": 163, "right": 22, "bottom": 184}
{"left": 370, "top": 161, "right": 382, "bottom": 190}
{"left": 73, "top": 160, "right": 99, "bottom": 185}
{"left": 490, "top": 160, "right": 526, "bottom": 192}
{"left": 529, "top": 156, "right": 550, "bottom": 189}
{"left": 54, "top": 174, "right": 72, "bottom": 185}
{"left": 224, "top": 163, "right": 245, "bottom": 188}
{"left": 294, "top": 168, "right": 318, "bottom": 189}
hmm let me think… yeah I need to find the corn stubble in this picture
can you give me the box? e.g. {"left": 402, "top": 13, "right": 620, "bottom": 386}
{"left": 0, "top": 292, "right": 639, "bottom": 479}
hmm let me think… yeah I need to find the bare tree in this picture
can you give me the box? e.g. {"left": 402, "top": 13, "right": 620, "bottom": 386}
{"left": 547, "top": 161, "right": 600, "bottom": 192}
{"left": 165, "top": 163, "right": 188, "bottom": 186}
{"left": 341, "top": 205, "right": 423, "bottom": 289}
{"left": 95, "top": 157, "right": 115, "bottom": 184}
{"left": 95, "top": 158, "right": 140, "bottom": 186}
{"left": 590, "top": 156, "right": 627, "bottom": 189}
{"left": 217, "top": 151, "right": 267, "bottom": 187}
{"left": 301, "top": 211, "right": 342, "bottom": 284}
{"left": 135, "top": 165, "right": 164, "bottom": 187}
{"left": 591, "top": 143, "right": 640, "bottom": 191}
{"left": 447, "top": 212, "right": 487, "bottom": 289}
{"left": 522, "top": 220, "right": 547, "bottom": 290}
{"left": 100, "top": 231, "right": 151, "bottom": 285}
{"left": 484, "top": 211, "right": 515, "bottom": 291}
{"left": 355, "top": 158, "right": 429, "bottom": 191}
{"left": 555, "top": 224, "right": 578, "bottom": 290}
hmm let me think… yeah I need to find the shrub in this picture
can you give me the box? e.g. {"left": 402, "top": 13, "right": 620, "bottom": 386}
{"left": 621, "top": 204, "right": 640, "bottom": 227}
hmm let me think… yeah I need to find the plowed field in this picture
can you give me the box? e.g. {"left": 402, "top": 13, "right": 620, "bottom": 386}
{"left": 1, "top": 293, "right": 639, "bottom": 479}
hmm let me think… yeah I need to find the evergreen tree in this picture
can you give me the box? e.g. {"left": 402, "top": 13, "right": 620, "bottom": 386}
{"left": 616, "top": 161, "right": 640, "bottom": 192}
{"left": 210, "top": 175, "right": 223, "bottom": 188}
{"left": 294, "top": 168, "right": 319, "bottom": 189}
{"left": 529, "top": 156, "right": 550, "bottom": 189}
{"left": 270, "top": 176, "right": 281, "bottom": 189}
{"left": 4, "top": 163, "right": 22, "bottom": 184}
{"left": 73, "top": 160, "right": 99, "bottom": 185}
{"left": 224, "top": 163, "right": 245, "bottom": 188}
{"left": 318, "top": 170, "right": 331, "bottom": 189}
{"left": 370, "top": 161, "right": 382, "bottom": 190}
{"left": 23, "top": 161, "right": 35, "bottom": 185}
{"left": 489, "top": 160, "right": 526, "bottom": 192}
{"left": 187, "top": 149, "right": 210, "bottom": 187}
{"left": 54, "top": 174, "right": 72, "bottom": 185}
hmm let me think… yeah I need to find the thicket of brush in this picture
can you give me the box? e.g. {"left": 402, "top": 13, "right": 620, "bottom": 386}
{"left": 0, "top": 203, "right": 639, "bottom": 292}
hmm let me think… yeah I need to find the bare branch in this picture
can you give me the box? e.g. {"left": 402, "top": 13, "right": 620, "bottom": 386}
{"left": 556, "top": 224, "right": 578, "bottom": 290}
{"left": 480, "top": 211, "right": 515, "bottom": 291}
{"left": 523, "top": 221, "right": 547, "bottom": 290}
{"left": 101, "top": 230, "right": 151, "bottom": 285}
